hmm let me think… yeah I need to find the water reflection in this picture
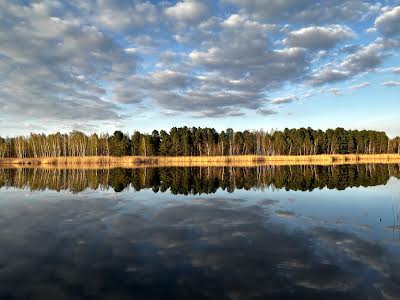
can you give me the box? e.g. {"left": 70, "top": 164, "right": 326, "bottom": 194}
{"left": 1, "top": 164, "right": 400, "bottom": 193}
{"left": 0, "top": 196, "right": 399, "bottom": 299}
{"left": 0, "top": 165, "right": 399, "bottom": 299}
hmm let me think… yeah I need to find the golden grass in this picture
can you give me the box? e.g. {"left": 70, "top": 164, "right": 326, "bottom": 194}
{"left": 0, "top": 154, "right": 400, "bottom": 168}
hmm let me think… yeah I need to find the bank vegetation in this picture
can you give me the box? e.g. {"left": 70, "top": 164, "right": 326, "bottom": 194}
{"left": 1, "top": 127, "right": 399, "bottom": 166}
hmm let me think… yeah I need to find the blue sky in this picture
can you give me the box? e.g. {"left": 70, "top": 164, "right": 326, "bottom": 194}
{"left": 0, "top": 0, "right": 399, "bottom": 136}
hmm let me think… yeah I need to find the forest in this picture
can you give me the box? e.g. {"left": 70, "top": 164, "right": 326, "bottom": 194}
{"left": 1, "top": 127, "right": 400, "bottom": 158}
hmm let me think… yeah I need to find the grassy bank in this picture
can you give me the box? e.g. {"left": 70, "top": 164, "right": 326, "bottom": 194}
{"left": 0, "top": 154, "right": 400, "bottom": 167}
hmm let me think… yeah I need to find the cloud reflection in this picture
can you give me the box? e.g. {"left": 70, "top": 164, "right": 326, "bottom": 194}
{"left": 0, "top": 196, "right": 398, "bottom": 299}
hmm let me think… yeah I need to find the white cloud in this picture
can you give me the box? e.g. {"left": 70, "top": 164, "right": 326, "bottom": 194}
{"left": 340, "top": 42, "right": 384, "bottom": 73}
{"left": 257, "top": 109, "right": 278, "bottom": 116}
{"left": 223, "top": 0, "right": 379, "bottom": 23}
{"left": 87, "top": 1, "right": 160, "bottom": 30}
{"left": 382, "top": 81, "right": 400, "bottom": 87}
{"left": 310, "top": 69, "right": 351, "bottom": 86}
{"left": 319, "top": 81, "right": 370, "bottom": 96}
{"left": 192, "top": 108, "right": 245, "bottom": 118}
{"left": 348, "top": 82, "right": 370, "bottom": 90}
{"left": 165, "top": 0, "right": 209, "bottom": 23}
{"left": 310, "top": 40, "right": 388, "bottom": 86}
{"left": 375, "top": 6, "right": 400, "bottom": 37}
{"left": 0, "top": 0, "right": 398, "bottom": 130}
{"left": 271, "top": 96, "right": 298, "bottom": 104}
{"left": 284, "top": 25, "right": 355, "bottom": 50}
{"left": 0, "top": 1, "right": 134, "bottom": 122}
{"left": 389, "top": 67, "right": 400, "bottom": 74}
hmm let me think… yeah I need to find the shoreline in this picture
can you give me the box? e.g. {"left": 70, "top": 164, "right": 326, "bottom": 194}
{"left": 0, "top": 154, "right": 400, "bottom": 168}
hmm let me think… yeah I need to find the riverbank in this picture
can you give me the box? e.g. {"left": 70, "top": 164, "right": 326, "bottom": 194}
{"left": 1, "top": 154, "right": 400, "bottom": 167}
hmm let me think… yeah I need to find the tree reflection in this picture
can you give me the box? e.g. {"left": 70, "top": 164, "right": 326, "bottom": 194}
{"left": 0, "top": 164, "right": 399, "bottom": 194}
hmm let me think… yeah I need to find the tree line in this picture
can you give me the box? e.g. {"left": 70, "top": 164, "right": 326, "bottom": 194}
{"left": 1, "top": 164, "right": 399, "bottom": 193}
{"left": 1, "top": 127, "right": 400, "bottom": 158}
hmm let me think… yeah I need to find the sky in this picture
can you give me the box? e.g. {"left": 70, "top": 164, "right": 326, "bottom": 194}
{"left": 0, "top": 0, "right": 399, "bottom": 137}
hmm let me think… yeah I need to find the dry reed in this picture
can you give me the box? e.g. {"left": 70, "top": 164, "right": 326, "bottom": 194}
{"left": 0, "top": 154, "right": 400, "bottom": 168}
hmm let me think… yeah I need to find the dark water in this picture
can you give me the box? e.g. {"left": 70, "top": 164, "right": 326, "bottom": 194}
{"left": 0, "top": 165, "right": 399, "bottom": 300}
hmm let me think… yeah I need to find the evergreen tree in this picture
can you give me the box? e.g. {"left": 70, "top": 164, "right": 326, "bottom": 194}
{"left": 0, "top": 127, "right": 397, "bottom": 158}
{"left": 109, "top": 131, "right": 130, "bottom": 156}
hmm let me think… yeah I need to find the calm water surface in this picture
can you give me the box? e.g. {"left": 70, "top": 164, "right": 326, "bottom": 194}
{"left": 0, "top": 165, "right": 399, "bottom": 299}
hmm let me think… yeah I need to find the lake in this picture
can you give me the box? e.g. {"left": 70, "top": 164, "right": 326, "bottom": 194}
{"left": 0, "top": 164, "right": 399, "bottom": 299}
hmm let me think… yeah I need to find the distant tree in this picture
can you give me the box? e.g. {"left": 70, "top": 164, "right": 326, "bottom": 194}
{"left": 0, "top": 127, "right": 398, "bottom": 158}
{"left": 159, "top": 130, "right": 171, "bottom": 156}
{"left": 151, "top": 130, "right": 161, "bottom": 156}
{"left": 219, "top": 130, "right": 228, "bottom": 156}
{"left": 0, "top": 137, "right": 7, "bottom": 158}
{"left": 131, "top": 131, "right": 141, "bottom": 156}
{"left": 272, "top": 131, "right": 285, "bottom": 155}
{"left": 109, "top": 131, "right": 130, "bottom": 156}
{"left": 180, "top": 127, "right": 192, "bottom": 156}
